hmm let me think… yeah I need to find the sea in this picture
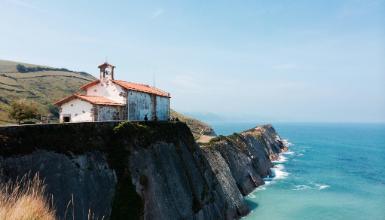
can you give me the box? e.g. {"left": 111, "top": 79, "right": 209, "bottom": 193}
{"left": 210, "top": 122, "right": 385, "bottom": 220}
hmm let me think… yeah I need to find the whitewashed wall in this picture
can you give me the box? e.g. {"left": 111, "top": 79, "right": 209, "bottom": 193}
{"left": 86, "top": 81, "right": 126, "bottom": 104}
{"left": 60, "top": 99, "right": 93, "bottom": 122}
{"left": 156, "top": 96, "right": 170, "bottom": 121}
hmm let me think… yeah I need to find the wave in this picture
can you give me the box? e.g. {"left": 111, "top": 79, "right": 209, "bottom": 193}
{"left": 292, "top": 185, "right": 312, "bottom": 191}
{"left": 264, "top": 164, "right": 289, "bottom": 185}
{"left": 251, "top": 137, "right": 293, "bottom": 193}
{"left": 272, "top": 164, "right": 289, "bottom": 180}
{"left": 272, "top": 155, "right": 288, "bottom": 163}
{"left": 283, "top": 151, "right": 295, "bottom": 155}
{"left": 315, "top": 183, "right": 330, "bottom": 190}
{"left": 292, "top": 183, "right": 330, "bottom": 191}
{"left": 281, "top": 138, "right": 294, "bottom": 147}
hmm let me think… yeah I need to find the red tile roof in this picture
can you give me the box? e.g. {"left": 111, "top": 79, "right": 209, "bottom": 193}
{"left": 113, "top": 80, "right": 170, "bottom": 97}
{"left": 80, "top": 80, "right": 170, "bottom": 97}
{"left": 79, "top": 80, "right": 100, "bottom": 90}
{"left": 54, "top": 94, "right": 124, "bottom": 106}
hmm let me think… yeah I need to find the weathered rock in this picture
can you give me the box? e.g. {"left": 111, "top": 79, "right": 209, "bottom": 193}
{"left": 0, "top": 150, "right": 116, "bottom": 219}
{"left": 201, "top": 124, "right": 286, "bottom": 196}
{"left": 0, "top": 122, "right": 285, "bottom": 220}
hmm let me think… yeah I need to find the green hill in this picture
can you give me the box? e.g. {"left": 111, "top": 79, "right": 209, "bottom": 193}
{"left": 0, "top": 60, "right": 95, "bottom": 123}
{"left": 0, "top": 60, "right": 216, "bottom": 139}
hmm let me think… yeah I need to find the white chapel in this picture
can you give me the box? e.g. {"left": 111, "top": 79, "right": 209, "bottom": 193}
{"left": 55, "top": 62, "right": 170, "bottom": 123}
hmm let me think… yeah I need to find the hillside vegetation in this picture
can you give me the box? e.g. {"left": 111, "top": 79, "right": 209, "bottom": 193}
{"left": 0, "top": 60, "right": 95, "bottom": 124}
{"left": 0, "top": 60, "right": 216, "bottom": 138}
{"left": 170, "top": 110, "right": 216, "bottom": 139}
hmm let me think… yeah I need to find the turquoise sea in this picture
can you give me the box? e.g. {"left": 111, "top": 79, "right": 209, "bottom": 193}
{"left": 211, "top": 123, "right": 385, "bottom": 220}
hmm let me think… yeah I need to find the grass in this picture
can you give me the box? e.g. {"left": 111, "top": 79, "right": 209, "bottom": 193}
{"left": 170, "top": 109, "right": 216, "bottom": 139}
{"left": 0, "top": 173, "right": 104, "bottom": 220}
{"left": 0, "top": 60, "right": 96, "bottom": 124}
{"left": 0, "top": 174, "right": 56, "bottom": 220}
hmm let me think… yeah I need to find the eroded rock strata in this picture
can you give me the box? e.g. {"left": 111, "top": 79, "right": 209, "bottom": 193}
{"left": 0, "top": 122, "right": 286, "bottom": 219}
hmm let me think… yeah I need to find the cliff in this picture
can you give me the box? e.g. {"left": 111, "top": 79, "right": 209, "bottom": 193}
{"left": 0, "top": 122, "right": 286, "bottom": 219}
{"left": 201, "top": 125, "right": 287, "bottom": 196}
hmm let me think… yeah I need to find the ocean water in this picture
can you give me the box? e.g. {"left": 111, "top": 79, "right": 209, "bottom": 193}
{"left": 210, "top": 122, "right": 385, "bottom": 220}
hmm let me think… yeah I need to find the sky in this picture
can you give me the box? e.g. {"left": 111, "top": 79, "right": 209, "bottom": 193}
{"left": 0, "top": 0, "right": 384, "bottom": 123}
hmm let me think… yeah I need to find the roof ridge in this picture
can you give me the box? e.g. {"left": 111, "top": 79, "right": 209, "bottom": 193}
{"left": 113, "top": 80, "right": 150, "bottom": 87}
{"left": 55, "top": 93, "right": 124, "bottom": 106}
{"left": 79, "top": 79, "right": 170, "bottom": 97}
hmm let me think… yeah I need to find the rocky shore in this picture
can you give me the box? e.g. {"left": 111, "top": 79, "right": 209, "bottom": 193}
{"left": 0, "top": 122, "right": 287, "bottom": 219}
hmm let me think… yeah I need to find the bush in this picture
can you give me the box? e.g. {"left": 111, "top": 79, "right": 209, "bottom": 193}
{"left": 8, "top": 99, "right": 41, "bottom": 124}
{"left": 16, "top": 64, "right": 28, "bottom": 73}
{"left": 48, "top": 104, "right": 60, "bottom": 118}
{"left": 16, "top": 64, "right": 75, "bottom": 73}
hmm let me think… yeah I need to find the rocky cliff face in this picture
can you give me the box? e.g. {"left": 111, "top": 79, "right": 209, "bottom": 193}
{"left": 0, "top": 122, "right": 286, "bottom": 219}
{"left": 201, "top": 125, "right": 286, "bottom": 196}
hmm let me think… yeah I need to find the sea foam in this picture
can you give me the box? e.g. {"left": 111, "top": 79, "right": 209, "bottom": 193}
{"left": 271, "top": 164, "right": 289, "bottom": 180}
{"left": 272, "top": 155, "right": 288, "bottom": 163}
{"left": 282, "top": 139, "right": 293, "bottom": 147}
{"left": 283, "top": 151, "right": 295, "bottom": 155}
{"left": 315, "top": 183, "right": 330, "bottom": 190}
{"left": 256, "top": 138, "right": 293, "bottom": 190}
{"left": 292, "top": 183, "right": 330, "bottom": 191}
{"left": 292, "top": 185, "right": 312, "bottom": 191}
{"left": 264, "top": 164, "right": 290, "bottom": 185}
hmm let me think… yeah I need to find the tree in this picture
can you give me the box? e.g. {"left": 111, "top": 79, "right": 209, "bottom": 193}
{"left": 48, "top": 104, "right": 59, "bottom": 118}
{"left": 8, "top": 99, "right": 40, "bottom": 124}
{"left": 16, "top": 64, "right": 28, "bottom": 73}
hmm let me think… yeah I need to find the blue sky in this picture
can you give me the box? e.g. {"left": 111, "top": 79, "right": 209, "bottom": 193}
{"left": 1, "top": 0, "right": 384, "bottom": 122}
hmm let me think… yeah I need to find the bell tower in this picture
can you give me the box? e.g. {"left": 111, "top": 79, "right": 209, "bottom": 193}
{"left": 98, "top": 62, "right": 115, "bottom": 81}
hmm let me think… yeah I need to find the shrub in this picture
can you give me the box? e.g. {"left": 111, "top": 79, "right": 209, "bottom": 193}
{"left": 48, "top": 104, "right": 60, "bottom": 118}
{"left": 16, "top": 64, "right": 74, "bottom": 73}
{"left": 8, "top": 99, "right": 41, "bottom": 124}
{"left": 16, "top": 64, "right": 28, "bottom": 73}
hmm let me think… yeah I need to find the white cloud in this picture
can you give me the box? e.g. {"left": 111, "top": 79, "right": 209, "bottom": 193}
{"left": 151, "top": 8, "right": 164, "bottom": 18}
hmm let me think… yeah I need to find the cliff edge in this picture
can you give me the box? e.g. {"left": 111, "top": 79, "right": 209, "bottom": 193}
{"left": 0, "top": 122, "right": 286, "bottom": 219}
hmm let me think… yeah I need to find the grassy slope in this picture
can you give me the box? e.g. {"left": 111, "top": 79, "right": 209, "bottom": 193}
{"left": 0, "top": 60, "right": 95, "bottom": 123}
{"left": 170, "top": 110, "right": 216, "bottom": 139}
